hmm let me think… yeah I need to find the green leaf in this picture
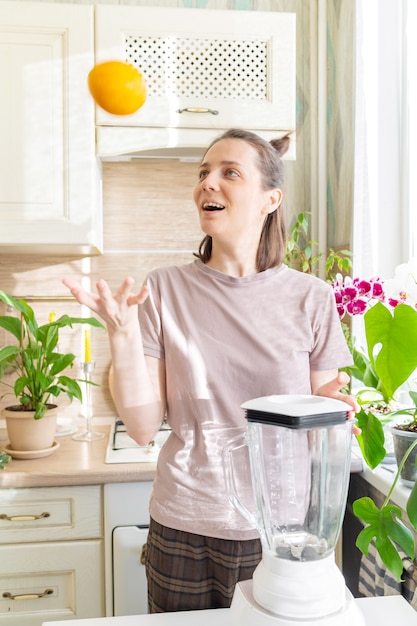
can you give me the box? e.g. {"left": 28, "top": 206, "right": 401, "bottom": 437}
{"left": 355, "top": 408, "right": 386, "bottom": 468}
{"left": 0, "top": 316, "right": 23, "bottom": 341}
{"left": 365, "top": 303, "right": 417, "bottom": 402}
{"left": 37, "top": 323, "right": 59, "bottom": 351}
{"left": 14, "top": 376, "right": 30, "bottom": 398}
{"left": 49, "top": 353, "right": 76, "bottom": 376}
{"left": 374, "top": 536, "right": 406, "bottom": 582}
{"left": 47, "top": 385, "right": 62, "bottom": 397}
{"left": 353, "top": 496, "right": 382, "bottom": 524}
{"left": 346, "top": 346, "right": 380, "bottom": 390}
{"left": 381, "top": 509, "right": 415, "bottom": 557}
{"left": 353, "top": 496, "right": 415, "bottom": 582}
{"left": 57, "top": 377, "right": 83, "bottom": 402}
{"left": 0, "top": 451, "right": 11, "bottom": 470}
{"left": 356, "top": 389, "right": 385, "bottom": 405}
{"left": 34, "top": 403, "right": 48, "bottom": 420}
{"left": 356, "top": 523, "right": 377, "bottom": 555}
{"left": 0, "top": 345, "right": 21, "bottom": 365}
{"left": 53, "top": 315, "right": 105, "bottom": 330}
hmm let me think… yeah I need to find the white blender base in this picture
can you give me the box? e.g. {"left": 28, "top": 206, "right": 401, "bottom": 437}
{"left": 230, "top": 579, "right": 367, "bottom": 626}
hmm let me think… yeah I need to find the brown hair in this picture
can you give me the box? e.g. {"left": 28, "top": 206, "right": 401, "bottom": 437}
{"left": 194, "top": 128, "right": 291, "bottom": 272}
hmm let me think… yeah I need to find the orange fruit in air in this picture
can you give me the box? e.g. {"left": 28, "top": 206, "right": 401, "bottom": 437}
{"left": 87, "top": 61, "right": 147, "bottom": 115}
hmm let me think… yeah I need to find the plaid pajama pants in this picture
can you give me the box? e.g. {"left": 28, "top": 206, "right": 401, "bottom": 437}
{"left": 145, "top": 517, "right": 262, "bottom": 613}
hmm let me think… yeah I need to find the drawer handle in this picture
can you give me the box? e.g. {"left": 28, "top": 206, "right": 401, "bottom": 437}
{"left": 3, "top": 588, "right": 53, "bottom": 601}
{"left": 0, "top": 512, "right": 50, "bottom": 522}
{"left": 176, "top": 107, "right": 219, "bottom": 115}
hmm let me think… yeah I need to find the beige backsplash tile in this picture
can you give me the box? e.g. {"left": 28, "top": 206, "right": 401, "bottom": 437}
{"left": 103, "top": 160, "right": 202, "bottom": 252}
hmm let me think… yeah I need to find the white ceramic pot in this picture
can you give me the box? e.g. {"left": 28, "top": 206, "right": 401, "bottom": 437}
{"left": 391, "top": 424, "right": 417, "bottom": 486}
{"left": 2, "top": 404, "right": 58, "bottom": 452}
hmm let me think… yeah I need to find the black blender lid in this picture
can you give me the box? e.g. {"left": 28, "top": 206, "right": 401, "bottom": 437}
{"left": 241, "top": 394, "right": 351, "bottom": 429}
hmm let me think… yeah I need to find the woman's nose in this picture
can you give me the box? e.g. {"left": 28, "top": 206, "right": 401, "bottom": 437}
{"left": 201, "top": 172, "right": 219, "bottom": 190}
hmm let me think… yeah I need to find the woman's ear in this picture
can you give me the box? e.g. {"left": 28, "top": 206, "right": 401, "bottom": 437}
{"left": 264, "top": 189, "right": 282, "bottom": 214}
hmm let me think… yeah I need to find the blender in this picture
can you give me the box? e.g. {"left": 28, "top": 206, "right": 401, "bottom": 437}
{"left": 223, "top": 394, "right": 366, "bottom": 626}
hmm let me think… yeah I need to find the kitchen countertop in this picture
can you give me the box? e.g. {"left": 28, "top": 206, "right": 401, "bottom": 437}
{"left": 0, "top": 420, "right": 364, "bottom": 490}
{"left": 0, "top": 424, "right": 157, "bottom": 489}
{"left": 41, "top": 596, "right": 417, "bottom": 625}
{"left": 0, "top": 424, "right": 364, "bottom": 490}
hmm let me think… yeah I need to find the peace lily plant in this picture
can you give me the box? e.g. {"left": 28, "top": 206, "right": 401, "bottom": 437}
{"left": 0, "top": 290, "right": 104, "bottom": 420}
{"left": 332, "top": 260, "right": 417, "bottom": 581}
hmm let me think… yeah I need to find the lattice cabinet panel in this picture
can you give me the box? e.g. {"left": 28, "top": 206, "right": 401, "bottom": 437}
{"left": 125, "top": 35, "right": 268, "bottom": 102}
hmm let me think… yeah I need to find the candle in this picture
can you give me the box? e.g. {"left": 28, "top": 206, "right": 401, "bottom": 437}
{"left": 84, "top": 329, "right": 92, "bottom": 363}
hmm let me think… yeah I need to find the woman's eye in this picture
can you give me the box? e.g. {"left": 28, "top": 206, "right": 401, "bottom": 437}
{"left": 198, "top": 170, "right": 208, "bottom": 180}
{"left": 225, "top": 169, "right": 239, "bottom": 178}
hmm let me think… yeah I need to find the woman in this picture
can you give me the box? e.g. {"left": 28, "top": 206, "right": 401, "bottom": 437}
{"left": 63, "top": 129, "right": 356, "bottom": 613}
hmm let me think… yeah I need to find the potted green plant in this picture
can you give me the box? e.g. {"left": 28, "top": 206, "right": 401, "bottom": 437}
{"left": 0, "top": 290, "right": 104, "bottom": 455}
{"left": 332, "top": 267, "right": 417, "bottom": 582}
{"left": 284, "top": 211, "right": 352, "bottom": 280}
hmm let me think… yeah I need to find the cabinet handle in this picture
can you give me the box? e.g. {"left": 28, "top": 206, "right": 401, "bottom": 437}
{"left": 0, "top": 512, "right": 50, "bottom": 522}
{"left": 140, "top": 543, "right": 147, "bottom": 565}
{"left": 176, "top": 107, "right": 219, "bottom": 115}
{"left": 3, "top": 588, "right": 53, "bottom": 601}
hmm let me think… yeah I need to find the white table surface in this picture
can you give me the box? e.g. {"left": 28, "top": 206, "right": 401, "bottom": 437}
{"left": 42, "top": 596, "right": 416, "bottom": 625}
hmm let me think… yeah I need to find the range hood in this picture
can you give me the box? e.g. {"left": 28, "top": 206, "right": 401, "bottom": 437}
{"left": 97, "top": 126, "right": 210, "bottom": 161}
{"left": 96, "top": 126, "right": 295, "bottom": 161}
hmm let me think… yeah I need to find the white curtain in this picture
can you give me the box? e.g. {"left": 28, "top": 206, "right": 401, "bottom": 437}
{"left": 353, "top": 0, "right": 412, "bottom": 279}
{"left": 408, "top": 2, "right": 417, "bottom": 259}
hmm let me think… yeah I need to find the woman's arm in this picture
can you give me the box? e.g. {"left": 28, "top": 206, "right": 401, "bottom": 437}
{"left": 63, "top": 276, "right": 166, "bottom": 445}
{"left": 109, "top": 356, "right": 166, "bottom": 445}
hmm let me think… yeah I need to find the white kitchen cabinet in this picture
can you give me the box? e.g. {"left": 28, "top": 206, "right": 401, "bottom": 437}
{"left": 94, "top": 5, "right": 296, "bottom": 158}
{"left": 0, "top": 485, "right": 104, "bottom": 625}
{"left": 0, "top": 2, "right": 102, "bottom": 255}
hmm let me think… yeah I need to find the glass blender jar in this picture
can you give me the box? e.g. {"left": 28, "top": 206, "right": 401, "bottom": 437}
{"left": 223, "top": 394, "right": 366, "bottom": 625}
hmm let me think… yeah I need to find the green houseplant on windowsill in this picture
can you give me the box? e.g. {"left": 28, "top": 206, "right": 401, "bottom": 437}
{"left": 0, "top": 290, "right": 104, "bottom": 455}
{"left": 284, "top": 211, "right": 352, "bottom": 280}
{"left": 332, "top": 267, "right": 417, "bottom": 582}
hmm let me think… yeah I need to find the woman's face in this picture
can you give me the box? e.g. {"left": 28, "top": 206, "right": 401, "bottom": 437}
{"left": 193, "top": 138, "right": 281, "bottom": 241}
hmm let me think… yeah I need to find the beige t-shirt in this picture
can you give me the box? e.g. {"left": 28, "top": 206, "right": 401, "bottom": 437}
{"left": 138, "top": 260, "right": 353, "bottom": 540}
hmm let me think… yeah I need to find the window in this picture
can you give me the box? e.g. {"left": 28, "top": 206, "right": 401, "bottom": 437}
{"left": 353, "top": 0, "right": 414, "bottom": 279}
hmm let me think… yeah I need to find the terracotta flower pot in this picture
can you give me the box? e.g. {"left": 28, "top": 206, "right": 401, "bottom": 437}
{"left": 2, "top": 405, "right": 58, "bottom": 452}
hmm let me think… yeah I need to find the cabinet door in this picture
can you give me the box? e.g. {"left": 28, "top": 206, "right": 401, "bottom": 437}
{"left": 0, "top": 2, "right": 102, "bottom": 255}
{"left": 0, "top": 540, "right": 104, "bottom": 625}
{"left": 95, "top": 5, "right": 295, "bottom": 138}
{"left": 113, "top": 526, "right": 149, "bottom": 616}
{"left": 0, "top": 485, "right": 102, "bottom": 544}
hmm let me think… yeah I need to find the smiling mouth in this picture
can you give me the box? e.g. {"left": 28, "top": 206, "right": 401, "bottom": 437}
{"left": 202, "top": 202, "right": 225, "bottom": 211}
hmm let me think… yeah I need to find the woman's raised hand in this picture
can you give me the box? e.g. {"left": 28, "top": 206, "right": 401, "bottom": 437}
{"left": 62, "top": 277, "right": 149, "bottom": 331}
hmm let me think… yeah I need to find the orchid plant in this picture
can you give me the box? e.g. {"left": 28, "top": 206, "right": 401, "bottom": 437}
{"left": 332, "top": 270, "right": 417, "bottom": 410}
{"left": 331, "top": 260, "right": 417, "bottom": 581}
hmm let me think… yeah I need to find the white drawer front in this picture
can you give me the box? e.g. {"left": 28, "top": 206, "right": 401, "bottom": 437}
{"left": 0, "top": 539, "right": 104, "bottom": 625}
{"left": 0, "top": 485, "right": 102, "bottom": 543}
